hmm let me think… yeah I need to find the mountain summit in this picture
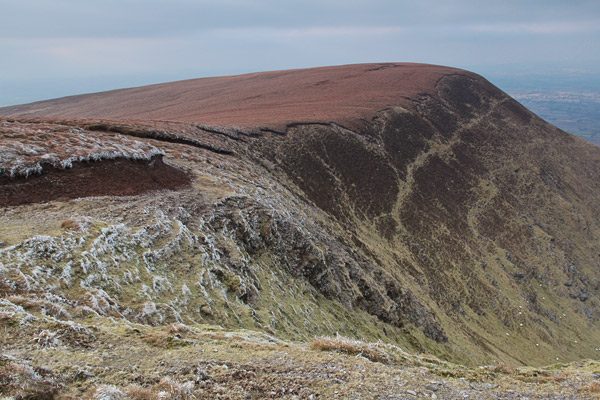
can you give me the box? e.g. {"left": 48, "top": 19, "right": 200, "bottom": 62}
{"left": 1, "top": 64, "right": 600, "bottom": 395}
{"left": 1, "top": 63, "right": 467, "bottom": 127}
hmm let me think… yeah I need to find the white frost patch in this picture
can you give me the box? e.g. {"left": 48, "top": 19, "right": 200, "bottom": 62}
{"left": 152, "top": 275, "right": 173, "bottom": 294}
{"left": 94, "top": 385, "right": 125, "bottom": 400}
{"left": 0, "top": 120, "right": 165, "bottom": 177}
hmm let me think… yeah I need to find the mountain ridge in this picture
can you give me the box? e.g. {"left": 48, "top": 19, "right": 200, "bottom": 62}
{"left": 1, "top": 63, "right": 600, "bottom": 398}
{"left": 0, "top": 63, "right": 471, "bottom": 128}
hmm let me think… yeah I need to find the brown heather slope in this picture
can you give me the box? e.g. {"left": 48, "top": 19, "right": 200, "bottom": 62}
{"left": 0, "top": 63, "right": 460, "bottom": 128}
{"left": 1, "top": 63, "right": 600, "bottom": 384}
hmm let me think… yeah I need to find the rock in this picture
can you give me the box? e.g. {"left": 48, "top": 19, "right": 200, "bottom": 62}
{"left": 194, "top": 367, "right": 210, "bottom": 381}
{"left": 33, "top": 366, "right": 52, "bottom": 376}
{"left": 74, "top": 369, "right": 95, "bottom": 381}
{"left": 513, "top": 272, "right": 525, "bottom": 281}
{"left": 200, "top": 304, "right": 213, "bottom": 315}
{"left": 0, "top": 353, "right": 16, "bottom": 362}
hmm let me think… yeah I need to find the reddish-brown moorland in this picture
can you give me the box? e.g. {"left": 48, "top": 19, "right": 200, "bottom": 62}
{"left": 0, "top": 63, "right": 468, "bottom": 128}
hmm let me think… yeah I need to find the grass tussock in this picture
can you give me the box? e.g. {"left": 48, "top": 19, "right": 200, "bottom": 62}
{"left": 551, "top": 371, "right": 571, "bottom": 383}
{"left": 92, "top": 385, "right": 125, "bottom": 400}
{"left": 490, "top": 364, "right": 517, "bottom": 374}
{"left": 61, "top": 219, "right": 80, "bottom": 231}
{"left": 88, "top": 379, "right": 195, "bottom": 400}
{"left": 167, "top": 322, "right": 192, "bottom": 336}
{"left": 141, "top": 331, "right": 191, "bottom": 349}
{"left": 141, "top": 324, "right": 198, "bottom": 349}
{"left": 124, "top": 385, "right": 156, "bottom": 400}
{"left": 0, "top": 357, "right": 63, "bottom": 400}
{"left": 310, "top": 335, "right": 404, "bottom": 364}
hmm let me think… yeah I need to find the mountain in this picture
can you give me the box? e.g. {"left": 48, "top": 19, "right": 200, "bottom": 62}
{"left": 1, "top": 63, "right": 600, "bottom": 398}
{"left": 0, "top": 63, "right": 460, "bottom": 127}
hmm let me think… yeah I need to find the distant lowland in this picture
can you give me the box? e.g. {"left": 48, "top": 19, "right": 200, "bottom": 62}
{"left": 510, "top": 91, "right": 600, "bottom": 146}
{"left": 490, "top": 71, "right": 600, "bottom": 146}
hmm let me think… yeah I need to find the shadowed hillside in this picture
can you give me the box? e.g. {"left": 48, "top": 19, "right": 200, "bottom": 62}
{"left": 1, "top": 63, "right": 600, "bottom": 398}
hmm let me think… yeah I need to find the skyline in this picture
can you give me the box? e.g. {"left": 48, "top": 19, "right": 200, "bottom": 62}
{"left": 1, "top": 0, "right": 599, "bottom": 107}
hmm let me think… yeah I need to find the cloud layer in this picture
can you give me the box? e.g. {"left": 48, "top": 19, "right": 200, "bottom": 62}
{"left": 1, "top": 0, "right": 599, "bottom": 106}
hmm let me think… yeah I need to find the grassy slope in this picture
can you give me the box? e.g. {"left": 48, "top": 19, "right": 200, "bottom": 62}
{"left": 2, "top": 90, "right": 600, "bottom": 369}
{"left": 1, "top": 67, "right": 600, "bottom": 397}
{"left": 1, "top": 315, "right": 599, "bottom": 399}
{"left": 249, "top": 74, "right": 600, "bottom": 366}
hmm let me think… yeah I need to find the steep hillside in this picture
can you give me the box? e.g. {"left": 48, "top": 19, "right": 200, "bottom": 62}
{"left": 1, "top": 64, "right": 600, "bottom": 397}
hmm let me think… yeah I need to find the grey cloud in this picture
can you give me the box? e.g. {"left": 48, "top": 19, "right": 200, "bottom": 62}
{"left": 3, "top": 0, "right": 598, "bottom": 38}
{"left": 0, "top": 0, "right": 598, "bottom": 106}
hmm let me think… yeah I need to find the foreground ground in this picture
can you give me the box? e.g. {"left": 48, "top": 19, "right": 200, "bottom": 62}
{"left": 1, "top": 316, "right": 599, "bottom": 399}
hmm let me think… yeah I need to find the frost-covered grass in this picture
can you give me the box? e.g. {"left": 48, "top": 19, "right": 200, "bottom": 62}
{"left": 0, "top": 355, "right": 63, "bottom": 399}
{"left": 0, "top": 180, "right": 361, "bottom": 347}
{"left": 0, "top": 201, "right": 262, "bottom": 328}
{"left": 0, "top": 119, "right": 164, "bottom": 177}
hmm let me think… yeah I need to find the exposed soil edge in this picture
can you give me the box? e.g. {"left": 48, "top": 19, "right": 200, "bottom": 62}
{"left": 0, "top": 155, "right": 190, "bottom": 207}
{"left": 84, "top": 123, "right": 235, "bottom": 154}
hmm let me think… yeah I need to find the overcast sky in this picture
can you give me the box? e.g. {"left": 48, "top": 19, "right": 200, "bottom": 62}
{"left": 1, "top": 0, "right": 599, "bottom": 106}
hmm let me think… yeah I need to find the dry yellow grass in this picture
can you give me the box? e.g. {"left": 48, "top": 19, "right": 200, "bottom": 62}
{"left": 166, "top": 322, "right": 192, "bottom": 336}
{"left": 490, "top": 364, "right": 517, "bottom": 374}
{"left": 60, "top": 218, "right": 80, "bottom": 230}
{"left": 310, "top": 335, "right": 402, "bottom": 364}
{"left": 125, "top": 385, "right": 158, "bottom": 400}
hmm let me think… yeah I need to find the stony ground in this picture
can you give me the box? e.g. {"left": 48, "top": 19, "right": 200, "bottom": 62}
{"left": 1, "top": 318, "right": 599, "bottom": 399}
